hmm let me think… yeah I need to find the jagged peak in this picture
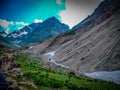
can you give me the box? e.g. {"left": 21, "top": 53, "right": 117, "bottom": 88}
{"left": 47, "top": 16, "right": 58, "bottom": 20}
{"left": 43, "top": 16, "right": 61, "bottom": 24}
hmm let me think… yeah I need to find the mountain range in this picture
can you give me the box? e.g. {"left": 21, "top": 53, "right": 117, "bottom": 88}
{"left": 0, "top": 31, "right": 21, "bottom": 48}
{"left": 0, "top": 17, "right": 69, "bottom": 47}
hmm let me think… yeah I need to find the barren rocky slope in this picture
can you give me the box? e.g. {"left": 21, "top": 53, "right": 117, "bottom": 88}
{"left": 54, "top": 11, "right": 120, "bottom": 73}
{"left": 22, "top": 0, "right": 120, "bottom": 74}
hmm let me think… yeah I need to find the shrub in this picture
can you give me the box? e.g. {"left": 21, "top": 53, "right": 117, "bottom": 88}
{"left": 66, "top": 83, "right": 79, "bottom": 90}
{"left": 67, "top": 83, "right": 91, "bottom": 90}
{"left": 49, "top": 79, "right": 63, "bottom": 88}
{"left": 45, "top": 73, "right": 49, "bottom": 78}
{"left": 35, "top": 77, "right": 63, "bottom": 88}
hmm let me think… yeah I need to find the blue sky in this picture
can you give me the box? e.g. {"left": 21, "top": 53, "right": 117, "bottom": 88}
{"left": 0, "top": 0, "right": 101, "bottom": 33}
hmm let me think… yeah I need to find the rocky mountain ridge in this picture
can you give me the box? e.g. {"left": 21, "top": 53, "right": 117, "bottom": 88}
{"left": 5, "top": 17, "right": 69, "bottom": 46}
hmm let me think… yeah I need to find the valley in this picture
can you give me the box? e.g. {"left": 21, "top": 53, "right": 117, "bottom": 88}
{"left": 0, "top": 47, "right": 120, "bottom": 90}
{"left": 0, "top": 0, "right": 120, "bottom": 89}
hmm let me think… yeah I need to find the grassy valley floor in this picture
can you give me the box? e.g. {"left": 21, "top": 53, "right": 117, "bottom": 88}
{"left": 9, "top": 53, "right": 120, "bottom": 90}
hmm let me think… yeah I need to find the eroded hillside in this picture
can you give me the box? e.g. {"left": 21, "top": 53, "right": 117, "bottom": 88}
{"left": 54, "top": 11, "right": 120, "bottom": 73}
{"left": 21, "top": 0, "right": 120, "bottom": 74}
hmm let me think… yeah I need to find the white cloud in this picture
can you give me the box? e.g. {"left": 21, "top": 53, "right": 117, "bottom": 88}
{"left": 0, "top": 19, "right": 28, "bottom": 34}
{"left": 56, "top": 0, "right": 62, "bottom": 5}
{"left": 59, "top": 0, "right": 101, "bottom": 28}
{"left": 16, "top": 21, "right": 28, "bottom": 25}
{"left": 15, "top": 21, "right": 28, "bottom": 30}
{"left": 0, "top": 19, "right": 14, "bottom": 28}
{"left": 34, "top": 19, "right": 43, "bottom": 23}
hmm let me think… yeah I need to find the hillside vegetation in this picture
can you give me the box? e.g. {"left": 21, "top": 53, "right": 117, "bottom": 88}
{"left": 12, "top": 53, "right": 120, "bottom": 90}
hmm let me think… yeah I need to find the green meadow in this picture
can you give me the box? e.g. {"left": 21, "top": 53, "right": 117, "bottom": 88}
{"left": 14, "top": 53, "right": 120, "bottom": 90}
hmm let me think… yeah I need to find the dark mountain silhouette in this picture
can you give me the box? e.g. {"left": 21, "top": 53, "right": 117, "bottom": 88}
{"left": 0, "top": 32, "right": 19, "bottom": 48}
{"left": 6, "top": 17, "right": 69, "bottom": 46}
{"left": 0, "top": 31, "right": 7, "bottom": 37}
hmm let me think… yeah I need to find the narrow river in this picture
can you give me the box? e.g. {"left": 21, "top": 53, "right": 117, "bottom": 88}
{"left": 44, "top": 51, "right": 69, "bottom": 69}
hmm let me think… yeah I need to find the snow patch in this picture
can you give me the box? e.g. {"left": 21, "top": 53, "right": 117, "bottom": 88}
{"left": 26, "top": 26, "right": 33, "bottom": 32}
{"left": 12, "top": 31, "right": 28, "bottom": 38}
{"left": 29, "top": 46, "right": 34, "bottom": 49}
{"left": 45, "top": 51, "right": 55, "bottom": 56}
{"left": 14, "top": 40, "right": 21, "bottom": 43}
{"left": 84, "top": 70, "right": 120, "bottom": 84}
